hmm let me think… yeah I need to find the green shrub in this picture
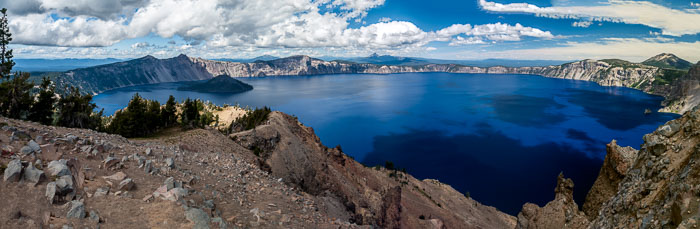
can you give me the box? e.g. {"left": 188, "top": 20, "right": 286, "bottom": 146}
{"left": 230, "top": 106, "right": 271, "bottom": 132}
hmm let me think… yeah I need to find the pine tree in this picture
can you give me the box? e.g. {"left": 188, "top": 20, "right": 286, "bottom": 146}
{"left": 28, "top": 77, "right": 57, "bottom": 125}
{"left": 56, "top": 87, "right": 102, "bottom": 130}
{"left": 0, "top": 8, "right": 13, "bottom": 79}
{"left": 162, "top": 95, "right": 178, "bottom": 127}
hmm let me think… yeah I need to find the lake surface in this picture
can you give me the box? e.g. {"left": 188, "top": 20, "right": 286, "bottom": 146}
{"left": 93, "top": 73, "right": 679, "bottom": 215}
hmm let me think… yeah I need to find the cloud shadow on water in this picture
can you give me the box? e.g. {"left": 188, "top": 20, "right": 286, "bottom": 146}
{"left": 564, "top": 88, "right": 679, "bottom": 131}
{"left": 361, "top": 124, "right": 603, "bottom": 215}
{"left": 487, "top": 94, "right": 567, "bottom": 126}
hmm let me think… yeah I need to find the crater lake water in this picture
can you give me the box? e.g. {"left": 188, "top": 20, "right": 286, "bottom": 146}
{"left": 93, "top": 72, "right": 679, "bottom": 215}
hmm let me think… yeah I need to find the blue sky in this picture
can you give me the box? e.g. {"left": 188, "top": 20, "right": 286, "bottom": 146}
{"left": 4, "top": 0, "right": 700, "bottom": 62}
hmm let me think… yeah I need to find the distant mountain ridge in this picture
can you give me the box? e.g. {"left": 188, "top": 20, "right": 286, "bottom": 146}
{"left": 14, "top": 58, "right": 125, "bottom": 72}
{"left": 642, "top": 53, "right": 692, "bottom": 70}
{"left": 213, "top": 55, "right": 280, "bottom": 63}
{"left": 48, "top": 53, "right": 700, "bottom": 114}
{"left": 322, "top": 53, "right": 571, "bottom": 67}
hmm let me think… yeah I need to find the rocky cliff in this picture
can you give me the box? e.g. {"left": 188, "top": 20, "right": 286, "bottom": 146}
{"left": 56, "top": 54, "right": 683, "bottom": 106}
{"left": 514, "top": 105, "right": 700, "bottom": 229}
{"left": 54, "top": 54, "right": 213, "bottom": 94}
{"left": 0, "top": 109, "right": 516, "bottom": 228}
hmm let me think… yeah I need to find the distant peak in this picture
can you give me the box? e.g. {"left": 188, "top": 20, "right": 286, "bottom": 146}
{"left": 141, "top": 55, "right": 156, "bottom": 60}
{"left": 176, "top": 54, "right": 189, "bottom": 58}
{"left": 369, "top": 53, "right": 380, "bottom": 58}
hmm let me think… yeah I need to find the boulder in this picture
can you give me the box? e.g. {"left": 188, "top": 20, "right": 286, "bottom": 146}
{"left": 22, "top": 163, "right": 45, "bottom": 185}
{"left": 145, "top": 148, "right": 152, "bottom": 156}
{"left": 162, "top": 187, "right": 188, "bottom": 202}
{"left": 55, "top": 175, "right": 74, "bottom": 194}
{"left": 103, "top": 157, "right": 119, "bottom": 168}
{"left": 28, "top": 140, "right": 41, "bottom": 153}
{"left": 46, "top": 182, "right": 57, "bottom": 204}
{"left": 3, "top": 159, "right": 22, "bottom": 182}
{"left": 103, "top": 172, "right": 127, "bottom": 182}
{"left": 94, "top": 187, "right": 110, "bottom": 197}
{"left": 185, "top": 208, "right": 210, "bottom": 229}
{"left": 88, "top": 210, "right": 100, "bottom": 223}
{"left": 118, "top": 178, "right": 135, "bottom": 191}
{"left": 144, "top": 160, "right": 153, "bottom": 173}
{"left": 165, "top": 158, "right": 175, "bottom": 168}
{"left": 47, "top": 160, "right": 71, "bottom": 177}
{"left": 66, "top": 201, "right": 85, "bottom": 219}
{"left": 20, "top": 146, "right": 33, "bottom": 155}
{"left": 165, "top": 177, "right": 175, "bottom": 190}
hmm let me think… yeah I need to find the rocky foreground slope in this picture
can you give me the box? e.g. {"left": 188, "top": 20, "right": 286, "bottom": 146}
{"left": 52, "top": 54, "right": 700, "bottom": 114}
{"left": 0, "top": 110, "right": 515, "bottom": 228}
{"left": 514, "top": 105, "right": 700, "bottom": 229}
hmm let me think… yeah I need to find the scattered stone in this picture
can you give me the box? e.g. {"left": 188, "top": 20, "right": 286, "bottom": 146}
{"left": 165, "top": 158, "right": 175, "bottom": 168}
{"left": 47, "top": 160, "right": 71, "bottom": 177}
{"left": 144, "top": 160, "right": 153, "bottom": 173}
{"left": 46, "top": 182, "right": 57, "bottom": 204}
{"left": 103, "top": 172, "right": 127, "bottom": 181}
{"left": 142, "top": 194, "right": 154, "bottom": 202}
{"left": 22, "top": 162, "right": 45, "bottom": 185}
{"left": 55, "top": 175, "right": 74, "bottom": 193}
{"left": 118, "top": 178, "right": 135, "bottom": 191}
{"left": 103, "top": 157, "right": 119, "bottom": 168}
{"left": 163, "top": 188, "right": 188, "bottom": 202}
{"left": 35, "top": 135, "right": 45, "bottom": 144}
{"left": 66, "top": 201, "right": 85, "bottom": 219}
{"left": 203, "top": 199, "right": 215, "bottom": 209}
{"left": 28, "top": 140, "right": 41, "bottom": 153}
{"left": 185, "top": 208, "right": 211, "bottom": 229}
{"left": 94, "top": 187, "right": 110, "bottom": 197}
{"left": 145, "top": 148, "right": 152, "bottom": 156}
{"left": 20, "top": 146, "right": 33, "bottom": 155}
{"left": 88, "top": 210, "right": 100, "bottom": 223}
{"left": 3, "top": 159, "right": 22, "bottom": 182}
{"left": 211, "top": 217, "right": 227, "bottom": 229}
{"left": 165, "top": 177, "right": 175, "bottom": 190}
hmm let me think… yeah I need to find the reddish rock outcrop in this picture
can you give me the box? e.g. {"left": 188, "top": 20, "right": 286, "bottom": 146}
{"left": 516, "top": 173, "right": 589, "bottom": 229}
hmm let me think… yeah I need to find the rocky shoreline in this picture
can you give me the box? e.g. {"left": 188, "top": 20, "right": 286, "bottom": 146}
{"left": 52, "top": 54, "right": 700, "bottom": 114}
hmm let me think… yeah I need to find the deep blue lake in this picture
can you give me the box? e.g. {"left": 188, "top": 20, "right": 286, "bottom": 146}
{"left": 93, "top": 73, "right": 679, "bottom": 215}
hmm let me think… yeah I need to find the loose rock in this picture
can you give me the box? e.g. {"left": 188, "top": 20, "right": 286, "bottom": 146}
{"left": 66, "top": 201, "right": 85, "bottom": 219}
{"left": 3, "top": 159, "right": 22, "bottom": 182}
{"left": 118, "top": 178, "right": 135, "bottom": 191}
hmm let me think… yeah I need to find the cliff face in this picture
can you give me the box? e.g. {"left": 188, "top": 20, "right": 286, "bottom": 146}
{"left": 515, "top": 105, "right": 700, "bottom": 228}
{"left": 659, "top": 62, "right": 700, "bottom": 114}
{"left": 230, "top": 111, "right": 517, "bottom": 228}
{"left": 55, "top": 54, "right": 214, "bottom": 94}
{"left": 588, "top": 106, "right": 700, "bottom": 228}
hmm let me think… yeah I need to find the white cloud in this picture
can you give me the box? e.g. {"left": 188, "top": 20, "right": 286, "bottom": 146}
{"left": 5, "top": 0, "right": 556, "bottom": 50}
{"left": 435, "top": 23, "right": 554, "bottom": 44}
{"left": 378, "top": 17, "right": 392, "bottom": 22}
{"left": 443, "top": 38, "right": 700, "bottom": 62}
{"left": 10, "top": 14, "right": 129, "bottom": 46}
{"left": 572, "top": 21, "right": 593, "bottom": 28}
{"left": 479, "top": 0, "right": 700, "bottom": 36}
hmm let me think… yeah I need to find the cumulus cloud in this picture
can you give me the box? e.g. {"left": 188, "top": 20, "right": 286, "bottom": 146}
{"left": 445, "top": 38, "right": 700, "bottom": 62}
{"left": 378, "top": 17, "right": 392, "bottom": 22}
{"left": 572, "top": 21, "right": 593, "bottom": 28}
{"left": 479, "top": 0, "right": 700, "bottom": 36}
{"left": 5, "top": 0, "right": 556, "bottom": 50}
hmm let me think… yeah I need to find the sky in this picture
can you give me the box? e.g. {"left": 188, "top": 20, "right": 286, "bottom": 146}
{"left": 3, "top": 0, "right": 700, "bottom": 62}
